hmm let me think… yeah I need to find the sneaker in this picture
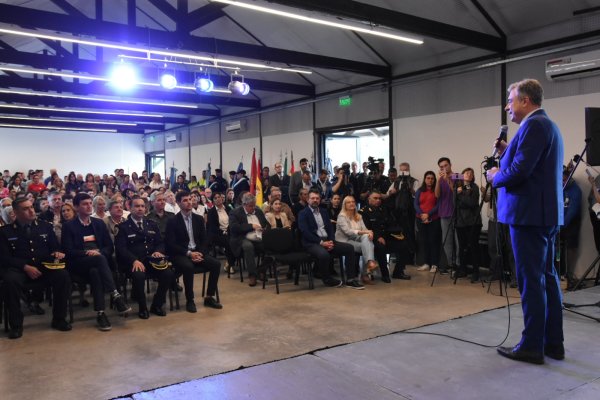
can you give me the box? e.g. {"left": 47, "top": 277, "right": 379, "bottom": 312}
{"left": 112, "top": 293, "right": 132, "bottom": 315}
{"left": 417, "top": 264, "right": 430, "bottom": 271}
{"left": 346, "top": 279, "right": 365, "bottom": 290}
{"left": 322, "top": 278, "right": 343, "bottom": 287}
{"left": 430, "top": 265, "right": 437, "bottom": 273}
{"left": 97, "top": 312, "right": 112, "bottom": 331}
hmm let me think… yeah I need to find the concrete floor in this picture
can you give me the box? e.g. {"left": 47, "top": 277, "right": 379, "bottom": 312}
{"left": 2, "top": 265, "right": 526, "bottom": 400}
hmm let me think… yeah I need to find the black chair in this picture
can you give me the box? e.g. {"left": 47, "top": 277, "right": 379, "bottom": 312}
{"left": 262, "top": 228, "right": 314, "bottom": 294}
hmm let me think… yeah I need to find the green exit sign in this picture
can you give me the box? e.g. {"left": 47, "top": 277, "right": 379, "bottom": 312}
{"left": 339, "top": 95, "right": 352, "bottom": 107}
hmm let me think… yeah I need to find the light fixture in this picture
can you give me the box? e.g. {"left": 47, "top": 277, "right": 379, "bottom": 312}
{"left": 194, "top": 77, "right": 214, "bottom": 93}
{"left": 0, "top": 26, "right": 313, "bottom": 75}
{"left": 0, "top": 115, "right": 137, "bottom": 126}
{"left": 0, "top": 123, "right": 117, "bottom": 133}
{"left": 228, "top": 73, "right": 250, "bottom": 95}
{"left": 209, "top": 0, "right": 423, "bottom": 45}
{"left": 0, "top": 89, "right": 199, "bottom": 109}
{"left": 110, "top": 62, "right": 137, "bottom": 90}
{"left": 160, "top": 73, "right": 177, "bottom": 90}
{"left": 0, "top": 104, "right": 165, "bottom": 118}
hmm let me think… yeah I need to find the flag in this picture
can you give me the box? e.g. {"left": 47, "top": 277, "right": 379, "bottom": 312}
{"left": 232, "top": 158, "right": 243, "bottom": 186}
{"left": 283, "top": 151, "right": 288, "bottom": 176}
{"left": 325, "top": 149, "right": 333, "bottom": 177}
{"left": 207, "top": 159, "right": 211, "bottom": 181}
{"left": 256, "top": 157, "right": 263, "bottom": 206}
{"left": 290, "top": 150, "right": 295, "bottom": 175}
{"left": 169, "top": 164, "right": 178, "bottom": 187}
{"left": 250, "top": 148, "right": 257, "bottom": 195}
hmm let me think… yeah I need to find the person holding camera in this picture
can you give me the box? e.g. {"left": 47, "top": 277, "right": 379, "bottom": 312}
{"left": 360, "top": 159, "right": 390, "bottom": 202}
{"left": 455, "top": 167, "right": 482, "bottom": 282}
{"left": 435, "top": 157, "right": 459, "bottom": 274}
{"left": 331, "top": 162, "right": 353, "bottom": 201}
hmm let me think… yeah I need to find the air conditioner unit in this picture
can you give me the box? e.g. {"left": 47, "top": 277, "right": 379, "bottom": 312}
{"left": 165, "top": 132, "right": 180, "bottom": 143}
{"left": 225, "top": 120, "right": 246, "bottom": 134}
{"left": 546, "top": 50, "right": 600, "bottom": 81}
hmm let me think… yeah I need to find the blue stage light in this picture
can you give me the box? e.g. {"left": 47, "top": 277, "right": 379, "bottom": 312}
{"left": 160, "top": 73, "right": 177, "bottom": 90}
{"left": 228, "top": 80, "right": 250, "bottom": 96}
{"left": 194, "top": 77, "right": 214, "bottom": 93}
{"left": 110, "top": 63, "right": 137, "bottom": 90}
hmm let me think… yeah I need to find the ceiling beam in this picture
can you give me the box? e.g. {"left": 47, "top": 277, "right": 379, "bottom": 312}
{"left": 186, "top": 3, "right": 228, "bottom": 31}
{"left": 147, "top": 0, "right": 181, "bottom": 22}
{"left": 0, "top": 3, "right": 390, "bottom": 77}
{"left": 267, "top": 0, "right": 506, "bottom": 52}
{"left": 49, "top": 0, "right": 87, "bottom": 18}
{"left": 0, "top": 116, "right": 162, "bottom": 132}
{"left": 0, "top": 48, "right": 315, "bottom": 96}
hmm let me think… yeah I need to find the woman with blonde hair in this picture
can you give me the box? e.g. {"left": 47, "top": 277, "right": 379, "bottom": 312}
{"left": 335, "top": 195, "right": 377, "bottom": 284}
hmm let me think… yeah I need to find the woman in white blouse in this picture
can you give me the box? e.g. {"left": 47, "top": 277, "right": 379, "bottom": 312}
{"left": 335, "top": 196, "right": 377, "bottom": 284}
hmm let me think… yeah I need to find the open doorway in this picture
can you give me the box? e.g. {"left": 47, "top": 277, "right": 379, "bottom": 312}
{"left": 322, "top": 125, "right": 389, "bottom": 173}
{"left": 146, "top": 152, "right": 166, "bottom": 179}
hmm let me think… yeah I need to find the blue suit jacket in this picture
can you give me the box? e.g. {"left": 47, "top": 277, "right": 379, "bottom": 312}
{"left": 298, "top": 206, "right": 334, "bottom": 247}
{"left": 493, "top": 109, "right": 564, "bottom": 227}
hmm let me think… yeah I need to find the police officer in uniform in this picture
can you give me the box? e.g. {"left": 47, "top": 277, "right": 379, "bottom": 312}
{"left": 0, "top": 197, "right": 71, "bottom": 339}
{"left": 115, "top": 196, "right": 174, "bottom": 319}
{"left": 360, "top": 191, "right": 412, "bottom": 282}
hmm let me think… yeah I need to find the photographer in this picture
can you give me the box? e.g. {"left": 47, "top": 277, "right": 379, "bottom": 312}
{"left": 331, "top": 162, "right": 353, "bottom": 200}
{"left": 455, "top": 168, "right": 482, "bottom": 282}
{"left": 360, "top": 157, "right": 389, "bottom": 202}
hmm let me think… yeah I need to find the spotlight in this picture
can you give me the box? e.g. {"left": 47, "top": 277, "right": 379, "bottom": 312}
{"left": 228, "top": 80, "right": 250, "bottom": 96}
{"left": 110, "top": 63, "right": 137, "bottom": 90}
{"left": 194, "top": 77, "right": 214, "bottom": 93}
{"left": 160, "top": 73, "right": 177, "bottom": 89}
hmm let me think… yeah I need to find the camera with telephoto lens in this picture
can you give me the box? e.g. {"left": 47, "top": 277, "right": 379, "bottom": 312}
{"left": 340, "top": 162, "right": 351, "bottom": 176}
{"left": 367, "top": 156, "right": 383, "bottom": 173}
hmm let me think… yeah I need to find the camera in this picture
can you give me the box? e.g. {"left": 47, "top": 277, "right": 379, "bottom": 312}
{"left": 340, "top": 163, "right": 351, "bottom": 176}
{"left": 449, "top": 173, "right": 462, "bottom": 181}
{"left": 367, "top": 156, "right": 383, "bottom": 173}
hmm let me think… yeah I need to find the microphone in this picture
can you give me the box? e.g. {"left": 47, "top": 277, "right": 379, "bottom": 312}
{"left": 492, "top": 125, "right": 508, "bottom": 158}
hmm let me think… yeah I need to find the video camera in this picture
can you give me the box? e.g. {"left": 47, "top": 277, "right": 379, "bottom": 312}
{"left": 367, "top": 156, "right": 383, "bottom": 173}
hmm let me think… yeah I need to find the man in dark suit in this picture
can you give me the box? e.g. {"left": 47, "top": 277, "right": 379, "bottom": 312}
{"left": 232, "top": 169, "right": 250, "bottom": 205}
{"left": 269, "top": 162, "right": 291, "bottom": 204}
{"left": 289, "top": 157, "right": 310, "bottom": 204}
{"left": 487, "top": 79, "right": 564, "bottom": 364}
{"left": 229, "top": 192, "right": 270, "bottom": 287}
{"left": 0, "top": 198, "right": 72, "bottom": 339}
{"left": 206, "top": 192, "right": 236, "bottom": 272}
{"left": 115, "top": 196, "right": 174, "bottom": 319}
{"left": 165, "top": 191, "right": 222, "bottom": 313}
{"left": 62, "top": 193, "right": 130, "bottom": 331}
{"left": 298, "top": 189, "right": 363, "bottom": 289}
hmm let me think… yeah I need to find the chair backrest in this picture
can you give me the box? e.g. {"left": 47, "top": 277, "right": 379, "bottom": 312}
{"left": 262, "top": 228, "right": 294, "bottom": 254}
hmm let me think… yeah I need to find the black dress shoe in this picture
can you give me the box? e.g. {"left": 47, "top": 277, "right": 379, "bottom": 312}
{"left": 544, "top": 343, "right": 565, "bottom": 360}
{"left": 150, "top": 304, "right": 166, "bottom": 317}
{"left": 204, "top": 297, "right": 223, "bottom": 309}
{"left": 8, "top": 326, "right": 23, "bottom": 339}
{"left": 138, "top": 309, "right": 150, "bottom": 319}
{"left": 497, "top": 346, "right": 544, "bottom": 365}
{"left": 186, "top": 300, "right": 197, "bottom": 313}
{"left": 28, "top": 302, "right": 45, "bottom": 315}
{"left": 393, "top": 273, "right": 411, "bottom": 280}
{"left": 381, "top": 276, "right": 392, "bottom": 283}
{"left": 51, "top": 318, "right": 72, "bottom": 331}
{"left": 172, "top": 283, "right": 183, "bottom": 292}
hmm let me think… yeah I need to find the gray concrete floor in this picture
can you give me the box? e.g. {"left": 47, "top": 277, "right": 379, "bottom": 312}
{"left": 3, "top": 264, "right": 573, "bottom": 400}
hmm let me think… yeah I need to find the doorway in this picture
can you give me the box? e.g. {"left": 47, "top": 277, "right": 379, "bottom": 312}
{"left": 321, "top": 125, "right": 389, "bottom": 173}
{"left": 146, "top": 152, "right": 166, "bottom": 179}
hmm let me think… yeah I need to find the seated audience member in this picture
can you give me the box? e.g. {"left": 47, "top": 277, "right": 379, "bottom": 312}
{"left": 225, "top": 188, "right": 236, "bottom": 212}
{"left": 115, "top": 196, "right": 174, "bottom": 319}
{"left": 35, "top": 197, "right": 49, "bottom": 215}
{"left": 83, "top": 173, "right": 99, "bottom": 194}
{"left": 1, "top": 205, "right": 15, "bottom": 226}
{"left": 188, "top": 175, "right": 201, "bottom": 191}
{"left": 61, "top": 193, "right": 130, "bottom": 331}
{"left": 190, "top": 191, "right": 207, "bottom": 218}
{"left": 292, "top": 188, "right": 310, "bottom": 219}
{"left": 211, "top": 169, "right": 229, "bottom": 194}
{"left": 455, "top": 168, "right": 483, "bottom": 282}
{"left": 65, "top": 172, "right": 80, "bottom": 194}
{"left": 10, "top": 176, "right": 24, "bottom": 194}
{"left": 328, "top": 193, "right": 342, "bottom": 225}
{"left": 335, "top": 196, "right": 376, "bottom": 284}
{"left": 200, "top": 192, "right": 213, "bottom": 210}
{"left": 232, "top": 169, "right": 250, "bottom": 204}
{"left": 414, "top": 171, "right": 442, "bottom": 273}
{"left": 119, "top": 174, "right": 136, "bottom": 192}
{"left": 91, "top": 195, "right": 108, "bottom": 219}
{"left": 164, "top": 190, "right": 180, "bottom": 214}
{"left": 149, "top": 173, "right": 164, "bottom": 191}
{"left": 229, "top": 192, "right": 271, "bottom": 287}
{"left": 265, "top": 199, "right": 292, "bottom": 229}
{"left": 103, "top": 199, "right": 126, "bottom": 243}
{"left": 40, "top": 192, "right": 62, "bottom": 223}
{"left": 298, "top": 189, "right": 363, "bottom": 289}
{"left": 0, "top": 178, "right": 9, "bottom": 199}
{"left": 561, "top": 167, "right": 582, "bottom": 290}
{"left": 147, "top": 192, "right": 174, "bottom": 238}
{"left": 204, "top": 188, "right": 214, "bottom": 207}
{"left": 171, "top": 174, "right": 189, "bottom": 193}
{"left": 206, "top": 192, "right": 236, "bottom": 273}
{"left": 165, "top": 191, "right": 222, "bottom": 312}
{"left": 0, "top": 197, "right": 72, "bottom": 339}
{"left": 54, "top": 202, "right": 76, "bottom": 242}
{"left": 26, "top": 173, "right": 46, "bottom": 195}
{"left": 262, "top": 186, "right": 295, "bottom": 224}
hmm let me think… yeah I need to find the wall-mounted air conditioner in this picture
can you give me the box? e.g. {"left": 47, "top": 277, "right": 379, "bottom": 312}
{"left": 225, "top": 120, "right": 246, "bottom": 134}
{"left": 166, "top": 132, "right": 180, "bottom": 143}
{"left": 546, "top": 50, "right": 600, "bottom": 81}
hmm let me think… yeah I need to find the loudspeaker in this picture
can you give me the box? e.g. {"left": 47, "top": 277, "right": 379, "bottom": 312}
{"left": 585, "top": 107, "right": 600, "bottom": 166}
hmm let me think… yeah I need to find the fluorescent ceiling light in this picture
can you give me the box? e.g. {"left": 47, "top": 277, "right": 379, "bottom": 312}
{"left": 0, "top": 88, "right": 198, "bottom": 109}
{"left": 0, "top": 103, "right": 164, "bottom": 118}
{"left": 0, "top": 115, "right": 137, "bottom": 126}
{"left": 0, "top": 25, "right": 313, "bottom": 74}
{"left": 210, "top": 0, "right": 423, "bottom": 45}
{"left": 0, "top": 123, "right": 117, "bottom": 132}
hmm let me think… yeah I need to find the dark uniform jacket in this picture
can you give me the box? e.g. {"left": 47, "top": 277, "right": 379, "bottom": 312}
{"left": 115, "top": 215, "right": 164, "bottom": 268}
{"left": 0, "top": 219, "right": 60, "bottom": 272}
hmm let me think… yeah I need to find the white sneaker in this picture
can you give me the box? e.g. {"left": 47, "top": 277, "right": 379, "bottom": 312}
{"left": 417, "top": 264, "right": 430, "bottom": 271}
{"left": 430, "top": 265, "right": 437, "bottom": 273}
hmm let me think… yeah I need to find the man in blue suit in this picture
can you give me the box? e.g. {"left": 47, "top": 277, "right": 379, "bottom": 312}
{"left": 487, "top": 79, "right": 564, "bottom": 364}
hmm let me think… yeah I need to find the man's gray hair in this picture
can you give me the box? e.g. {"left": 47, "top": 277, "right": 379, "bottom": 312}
{"left": 241, "top": 192, "right": 256, "bottom": 205}
{"left": 508, "top": 78, "right": 543, "bottom": 106}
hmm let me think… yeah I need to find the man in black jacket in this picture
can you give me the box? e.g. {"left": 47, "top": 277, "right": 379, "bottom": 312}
{"left": 115, "top": 197, "right": 174, "bottom": 319}
{"left": 0, "top": 198, "right": 71, "bottom": 339}
{"left": 165, "top": 191, "right": 222, "bottom": 313}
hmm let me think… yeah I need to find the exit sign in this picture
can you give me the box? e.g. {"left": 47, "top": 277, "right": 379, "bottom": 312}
{"left": 339, "top": 95, "right": 352, "bottom": 107}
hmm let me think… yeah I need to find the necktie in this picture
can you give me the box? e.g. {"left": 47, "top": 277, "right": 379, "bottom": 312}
{"left": 137, "top": 221, "right": 143, "bottom": 231}
{"left": 25, "top": 224, "right": 32, "bottom": 238}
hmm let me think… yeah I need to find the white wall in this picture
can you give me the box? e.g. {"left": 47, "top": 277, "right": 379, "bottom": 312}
{"left": 222, "top": 137, "right": 260, "bottom": 174}
{"left": 190, "top": 142, "right": 220, "bottom": 178}
{"left": 261, "top": 130, "right": 314, "bottom": 170}
{"left": 0, "top": 127, "right": 144, "bottom": 177}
